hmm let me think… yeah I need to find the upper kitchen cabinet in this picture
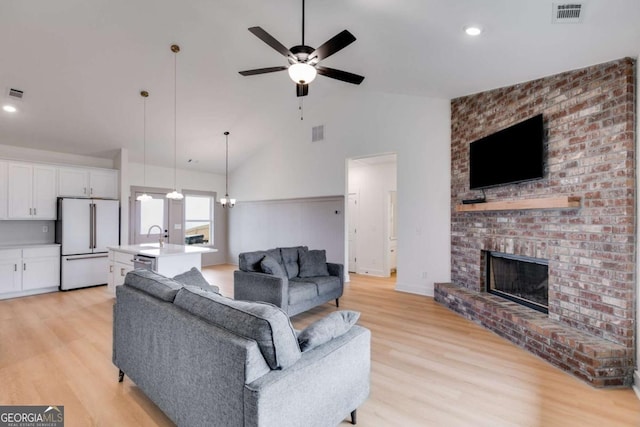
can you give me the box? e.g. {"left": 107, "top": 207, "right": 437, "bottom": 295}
{"left": 58, "top": 167, "right": 118, "bottom": 199}
{"left": 7, "top": 163, "right": 57, "bottom": 219}
{"left": 0, "top": 162, "right": 7, "bottom": 219}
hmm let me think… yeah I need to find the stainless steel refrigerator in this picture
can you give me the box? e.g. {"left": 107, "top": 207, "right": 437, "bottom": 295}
{"left": 56, "top": 197, "right": 120, "bottom": 290}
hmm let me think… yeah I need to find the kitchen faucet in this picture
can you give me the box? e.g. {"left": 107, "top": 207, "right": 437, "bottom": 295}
{"left": 147, "top": 225, "right": 165, "bottom": 247}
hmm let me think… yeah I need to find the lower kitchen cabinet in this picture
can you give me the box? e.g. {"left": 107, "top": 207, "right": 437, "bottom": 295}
{"left": 0, "top": 245, "right": 60, "bottom": 299}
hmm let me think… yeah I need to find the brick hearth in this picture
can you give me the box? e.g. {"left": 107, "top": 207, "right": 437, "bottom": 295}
{"left": 439, "top": 57, "right": 636, "bottom": 387}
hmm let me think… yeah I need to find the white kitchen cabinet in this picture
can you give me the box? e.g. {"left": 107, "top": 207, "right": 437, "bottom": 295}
{"left": 89, "top": 169, "right": 118, "bottom": 198}
{"left": 58, "top": 167, "right": 118, "bottom": 199}
{"left": 7, "top": 162, "right": 57, "bottom": 219}
{"left": 108, "top": 249, "right": 134, "bottom": 295}
{"left": 22, "top": 247, "right": 60, "bottom": 291}
{"left": 0, "top": 249, "right": 22, "bottom": 294}
{"left": 0, "top": 161, "right": 7, "bottom": 219}
{"left": 0, "top": 245, "right": 60, "bottom": 299}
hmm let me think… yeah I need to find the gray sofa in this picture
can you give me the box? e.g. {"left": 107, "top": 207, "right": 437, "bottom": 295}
{"left": 234, "top": 246, "right": 344, "bottom": 316}
{"left": 113, "top": 269, "right": 370, "bottom": 427}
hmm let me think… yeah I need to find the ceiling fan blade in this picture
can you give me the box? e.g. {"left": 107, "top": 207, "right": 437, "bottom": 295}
{"left": 296, "top": 83, "right": 309, "bottom": 97}
{"left": 309, "top": 30, "right": 356, "bottom": 62}
{"left": 316, "top": 66, "right": 365, "bottom": 85}
{"left": 239, "top": 66, "right": 288, "bottom": 76}
{"left": 248, "top": 27, "right": 292, "bottom": 58}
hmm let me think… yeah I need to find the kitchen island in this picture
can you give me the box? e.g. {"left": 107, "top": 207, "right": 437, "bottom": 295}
{"left": 107, "top": 243, "right": 217, "bottom": 295}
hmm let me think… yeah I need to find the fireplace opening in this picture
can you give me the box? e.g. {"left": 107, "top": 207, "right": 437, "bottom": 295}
{"left": 486, "top": 252, "right": 549, "bottom": 313}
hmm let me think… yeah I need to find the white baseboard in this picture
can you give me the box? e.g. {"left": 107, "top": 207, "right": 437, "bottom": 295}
{"left": 395, "top": 282, "right": 433, "bottom": 297}
{"left": 0, "top": 286, "right": 59, "bottom": 301}
{"left": 633, "top": 370, "right": 640, "bottom": 401}
{"left": 356, "top": 267, "right": 386, "bottom": 277}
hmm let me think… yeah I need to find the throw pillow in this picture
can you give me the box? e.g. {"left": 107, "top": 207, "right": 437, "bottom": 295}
{"left": 298, "top": 249, "right": 329, "bottom": 277}
{"left": 297, "top": 310, "right": 361, "bottom": 352}
{"left": 260, "top": 254, "right": 287, "bottom": 278}
{"left": 173, "top": 267, "right": 220, "bottom": 293}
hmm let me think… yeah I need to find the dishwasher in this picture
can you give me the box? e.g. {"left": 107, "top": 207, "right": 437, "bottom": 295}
{"left": 133, "top": 255, "right": 157, "bottom": 271}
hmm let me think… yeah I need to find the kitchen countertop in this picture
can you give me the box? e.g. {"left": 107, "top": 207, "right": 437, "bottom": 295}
{"left": 0, "top": 243, "right": 61, "bottom": 250}
{"left": 108, "top": 243, "right": 218, "bottom": 258}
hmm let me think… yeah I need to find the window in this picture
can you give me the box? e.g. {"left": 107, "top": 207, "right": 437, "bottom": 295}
{"left": 184, "top": 194, "right": 214, "bottom": 245}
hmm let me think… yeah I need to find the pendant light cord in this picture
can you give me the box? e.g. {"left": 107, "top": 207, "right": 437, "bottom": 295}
{"left": 173, "top": 48, "right": 177, "bottom": 191}
{"left": 224, "top": 131, "right": 230, "bottom": 197}
{"left": 302, "top": 0, "right": 305, "bottom": 46}
{"left": 143, "top": 93, "right": 147, "bottom": 186}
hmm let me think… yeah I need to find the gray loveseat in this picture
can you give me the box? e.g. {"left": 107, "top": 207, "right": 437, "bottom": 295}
{"left": 113, "top": 269, "right": 370, "bottom": 427}
{"left": 234, "top": 246, "right": 344, "bottom": 316}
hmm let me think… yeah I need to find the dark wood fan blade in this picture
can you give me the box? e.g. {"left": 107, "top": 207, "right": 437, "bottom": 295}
{"left": 316, "top": 66, "right": 365, "bottom": 85}
{"left": 296, "top": 83, "right": 309, "bottom": 97}
{"left": 310, "top": 30, "right": 356, "bottom": 62}
{"left": 239, "top": 66, "right": 288, "bottom": 76}
{"left": 248, "top": 27, "right": 292, "bottom": 58}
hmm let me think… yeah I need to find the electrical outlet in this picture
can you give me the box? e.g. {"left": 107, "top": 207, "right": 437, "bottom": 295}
{"left": 42, "top": 225, "right": 48, "bottom": 233}
{"left": 421, "top": 272, "right": 428, "bottom": 279}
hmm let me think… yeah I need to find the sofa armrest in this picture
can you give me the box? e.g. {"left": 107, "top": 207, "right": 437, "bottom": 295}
{"left": 233, "top": 270, "right": 288, "bottom": 309}
{"left": 327, "top": 262, "right": 344, "bottom": 285}
{"left": 244, "top": 325, "right": 370, "bottom": 426}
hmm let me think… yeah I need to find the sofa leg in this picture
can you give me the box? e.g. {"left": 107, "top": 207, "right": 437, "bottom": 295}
{"left": 350, "top": 409, "right": 357, "bottom": 425}
{"left": 336, "top": 298, "right": 340, "bottom": 308}
{"left": 118, "top": 369, "right": 125, "bottom": 383}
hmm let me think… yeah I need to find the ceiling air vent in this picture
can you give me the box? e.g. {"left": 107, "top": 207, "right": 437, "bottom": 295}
{"left": 552, "top": 3, "right": 584, "bottom": 23}
{"left": 312, "top": 125, "right": 325, "bottom": 142}
{"left": 8, "top": 88, "right": 24, "bottom": 99}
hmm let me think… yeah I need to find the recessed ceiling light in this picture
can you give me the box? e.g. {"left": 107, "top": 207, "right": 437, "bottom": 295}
{"left": 3, "top": 105, "right": 17, "bottom": 113}
{"left": 464, "top": 26, "right": 482, "bottom": 36}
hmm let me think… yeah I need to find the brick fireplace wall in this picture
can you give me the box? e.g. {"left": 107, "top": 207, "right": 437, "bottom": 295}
{"left": 438, "top": 58, "right": 636, "bottom": 386}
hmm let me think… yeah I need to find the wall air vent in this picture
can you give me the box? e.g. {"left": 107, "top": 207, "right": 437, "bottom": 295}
{"left": 8, "top": 88, "right": 24, "bottom": 99}
{"left": 552, "top": 3, "right": 584, "bottom": 23}
{"left": 312, "top": 125, "right": 325, "bottom": 142}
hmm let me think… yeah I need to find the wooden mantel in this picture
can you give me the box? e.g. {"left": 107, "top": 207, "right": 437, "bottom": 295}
{"left": 455, "top": 196, "right": 581, "bottom": 212}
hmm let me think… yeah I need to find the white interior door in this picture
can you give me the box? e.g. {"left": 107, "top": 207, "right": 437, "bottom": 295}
{"left": 133, "top": 192, "right": 170, "bottom": 244}
{"left": 348, "top": 194, "right": 358, "bottom": 273}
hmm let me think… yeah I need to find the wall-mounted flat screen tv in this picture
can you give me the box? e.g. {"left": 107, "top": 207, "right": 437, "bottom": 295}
{"left": 469, "top": 114, "right": 544, "bottom": 190}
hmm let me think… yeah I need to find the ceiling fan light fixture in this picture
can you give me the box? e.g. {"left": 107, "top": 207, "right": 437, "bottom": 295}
{"left": 288, "top": 63, "right": 317, "bottom": 84}
{"left": 464, "top": 25, "right": 482, "bottom": 36}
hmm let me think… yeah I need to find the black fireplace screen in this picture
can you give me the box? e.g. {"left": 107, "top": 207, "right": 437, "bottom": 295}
{"left": 487, "top": 252, "right": 548, "bottom": 313}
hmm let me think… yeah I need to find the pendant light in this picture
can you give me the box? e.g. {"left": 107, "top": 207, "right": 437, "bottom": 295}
{"left": 166, "top": 44, "right": 184, "bottom": 200}
{"left": 220, "top": 131, "right": 236, "bottom": 208}
{"left": 136, "top": 90, "right": 152, "bottom": 202}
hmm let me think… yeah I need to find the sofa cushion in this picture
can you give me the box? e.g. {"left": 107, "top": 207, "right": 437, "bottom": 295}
{"left": 239, "top": 249, "right": 284, "bottom": 273}
{"left": 297, "top": 311, "right": 361, "bottom": 352}
{"left": 173, "top": 267, "right": 220, "bottom": 293}
{"left": 174, "top": 286, "right": 301, "bottom": 370}
{"left": 260, "top": 255, "right": 287, "bottom": 278}
{"left": 125, "top": 269, "right": 183, "bottom": 302}
{"left": 280, "top": 246, "right": 307, "bottom": 279}
{"left": 305, "top": 275, "right": 342, "bottom": 295}
{"left": 288, "top": 280, "right": 319, "bottom": 305}
{"left": 299, "top": 249, "right": 330, "bottom": 277}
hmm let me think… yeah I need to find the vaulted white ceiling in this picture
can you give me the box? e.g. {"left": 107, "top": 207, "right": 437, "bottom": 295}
{"left": 1, "top": 0, "right": 638, "bottom": 173}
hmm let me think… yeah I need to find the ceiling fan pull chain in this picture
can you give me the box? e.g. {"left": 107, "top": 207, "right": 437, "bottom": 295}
{"left": 299, "top": 97, "right": 304, "bottom": 121}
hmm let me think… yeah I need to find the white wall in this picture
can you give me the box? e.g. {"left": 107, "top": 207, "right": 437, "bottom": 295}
{"left": 230, "top": 90, "right": 451, "bottom": 296}
{"left": 348, "top": 159, "right": 397, "bottom": 277}
{"left": 0, "top": 143, "right": 114, "bottom": 168}
{"left": 228, "top": 197, "right": 344, "bottom": 264}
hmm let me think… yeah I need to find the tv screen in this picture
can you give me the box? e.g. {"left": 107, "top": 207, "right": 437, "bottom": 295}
{"left": 469, "top": 114, "right": 544, "bottom": 190}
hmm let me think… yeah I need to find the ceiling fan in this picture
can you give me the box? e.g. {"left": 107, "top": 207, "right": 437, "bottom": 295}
{"left": 239, "top": 0, "right": 365, "bottom": 97}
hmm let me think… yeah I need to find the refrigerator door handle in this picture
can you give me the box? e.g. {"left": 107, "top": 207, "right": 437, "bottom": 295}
{"left": 92, "top": 203, "right": 96, "bottom": 249}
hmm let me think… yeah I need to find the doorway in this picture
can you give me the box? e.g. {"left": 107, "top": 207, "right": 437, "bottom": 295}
{"left": 347, "top": 153, "right": 398, "bottom": 279}
{"left": 130, "top": 189, "right": 170, "bottom": 245}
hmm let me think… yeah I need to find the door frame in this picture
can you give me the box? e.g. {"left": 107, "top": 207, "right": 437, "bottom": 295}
{"left": 129, "top": 186, "right": 172, "bottom": 244}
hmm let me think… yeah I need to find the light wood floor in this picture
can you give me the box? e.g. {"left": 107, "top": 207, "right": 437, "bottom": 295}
{"left": 1, "top": 265, "right": 639, "bottom": 427}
